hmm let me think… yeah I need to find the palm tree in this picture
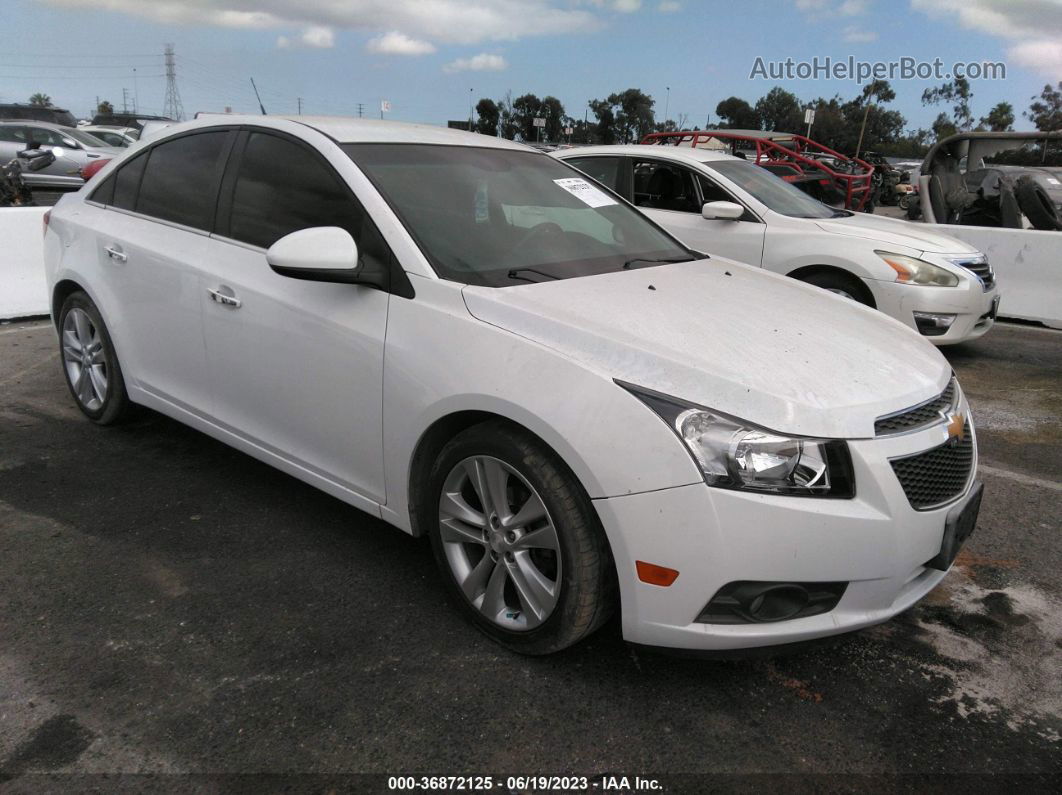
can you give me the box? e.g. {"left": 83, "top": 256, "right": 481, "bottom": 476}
{"left": 29, "top": 93, "right": 53, "bottom": 107}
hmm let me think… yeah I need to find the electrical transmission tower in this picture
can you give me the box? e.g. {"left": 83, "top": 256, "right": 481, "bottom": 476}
{"left": 162, "top": 44, "right": 184, "bottom": 121}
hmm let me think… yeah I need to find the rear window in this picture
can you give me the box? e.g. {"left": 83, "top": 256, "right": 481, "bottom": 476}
{"left": 135, "top": 131, "right": 229, "bottom": 230}
{"left": 112, "top": 152, "right": 148, "bottom": 211}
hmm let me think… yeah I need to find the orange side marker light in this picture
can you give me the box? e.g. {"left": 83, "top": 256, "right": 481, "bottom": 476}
{"left": 636, "top": 561, "right": 679, "bottom": 587}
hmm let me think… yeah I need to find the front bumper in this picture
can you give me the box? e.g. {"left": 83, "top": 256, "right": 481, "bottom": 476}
{"left": 865, "top": 278, "right": 998, "bottom": 346}
{"left": 593, "top": 408, "right": 977, "bottom": 651}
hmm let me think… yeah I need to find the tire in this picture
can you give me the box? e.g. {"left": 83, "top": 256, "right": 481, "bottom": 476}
{"left": 797, "top": 271, "right": 873, "bottom": 307}
{"left": 1015, "top": 176, "right": 1062, "bottom": 231}
{"left": 426, "top": 420, "right": 615, "bottom": 655}
{"left": 898, "top": 195, "right": 910, "bottom": 211}
{"left": 58, "top": 291, "right": 133, "bottom": 425}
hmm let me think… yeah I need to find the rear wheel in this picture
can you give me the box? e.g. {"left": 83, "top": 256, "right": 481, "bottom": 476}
{"left": 426, "top": 421, "right": 614, "bottom": 655}
{"left": 58, "top": 291, "right": 132, "bottom": 424}
{"left": 797, "top": 271, "right": 874, "bottom": 307}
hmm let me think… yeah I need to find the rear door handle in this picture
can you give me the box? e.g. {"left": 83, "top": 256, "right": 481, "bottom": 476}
{"left": 104, "top": 245, "right": 127, "bottom": 263}
{"left": 208, "top": 287, "right": 242, "bottom": 308}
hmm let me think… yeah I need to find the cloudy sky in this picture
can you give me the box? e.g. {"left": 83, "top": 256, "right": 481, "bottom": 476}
{"left": 3, "top": 0, "right": 1059, "bottom": 130}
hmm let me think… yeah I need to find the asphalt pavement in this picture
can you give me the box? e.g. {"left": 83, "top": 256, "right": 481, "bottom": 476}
{"left": 0, "top": 317, "right": 1059, "bottom": 790}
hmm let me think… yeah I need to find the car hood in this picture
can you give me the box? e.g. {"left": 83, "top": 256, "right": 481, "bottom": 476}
{"left": 814, "top": 213, "right": 979, "bottom": 256}
{"left": 462, "top": 259, "right": 950, "bottom": 439}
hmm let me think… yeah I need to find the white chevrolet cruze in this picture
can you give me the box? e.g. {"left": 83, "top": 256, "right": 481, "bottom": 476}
{"left": 554, "top": 145, "right": 1000, "bottom": 344}
{"left": 44, "top": 116, "right": 983, "bottom": 655}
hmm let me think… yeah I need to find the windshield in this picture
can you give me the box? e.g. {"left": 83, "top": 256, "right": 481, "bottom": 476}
{"left": 344, "top": 144, "right": 692, "bottom": 287}
{"left": 63, "top": 128, "right": 108, "bottom": 148}
{"left": 706, "top": 160, "right": 841, "bottom": 219}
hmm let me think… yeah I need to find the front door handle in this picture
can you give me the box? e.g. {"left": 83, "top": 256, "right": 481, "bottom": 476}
{"left": 104, "top": 245, "right": 127, "bottom": 263}
{"left": 208, "top": 287, "right": 242, "bottom": 308}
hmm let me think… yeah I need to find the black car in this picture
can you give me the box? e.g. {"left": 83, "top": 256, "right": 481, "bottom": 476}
{"left": 90, "top": 112, "right": 174, "bottom": 131}
{"left": 0, "top": 103, "right": 77, "bottom": 127}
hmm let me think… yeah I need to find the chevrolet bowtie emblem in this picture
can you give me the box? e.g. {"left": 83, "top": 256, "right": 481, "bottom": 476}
{"left": 946, "top": 412, "right": 966, "bottom": 442}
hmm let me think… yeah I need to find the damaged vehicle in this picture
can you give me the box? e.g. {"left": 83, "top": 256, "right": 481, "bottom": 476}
{"left": 915, "top": 130, "right": 1062, "bottom": 231}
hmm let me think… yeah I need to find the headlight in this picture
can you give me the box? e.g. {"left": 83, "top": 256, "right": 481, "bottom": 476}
{"left": 875, "top": 251, "right": 959, "bottom": 287}
{"left": 620, "top": 383, "right": 854, "bottom": 498}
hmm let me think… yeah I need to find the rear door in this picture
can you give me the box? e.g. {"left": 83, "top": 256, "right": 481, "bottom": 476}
{"left": 199, "top": 129, "right": 391, "bottom": 504}
{"left": 87, "top": 129, "right": 234, "bottom": 413}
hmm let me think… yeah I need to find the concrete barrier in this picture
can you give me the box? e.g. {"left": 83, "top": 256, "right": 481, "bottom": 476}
{"left": 0, "top": 207, "right": 49, "bottom": 320}
{"left": 924, "top": 224, "right": 1062, "bottom": 329}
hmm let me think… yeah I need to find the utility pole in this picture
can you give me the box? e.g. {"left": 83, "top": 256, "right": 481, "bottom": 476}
{"left": 133, "top": 67, "right": 139, "bottom": 112}
{"left": 357, "top": 103, "right": 365, "bottom": 118}
{"left": 162, "top": 44, "right": 184, "bottom": 120}
{"left": 297, "top": 97, "right": 302, "bottom": 115}
{"left": 121, "top": 88, "right": 130, "bottom": 113}
{"left": 469, "top": 87, "right": 473, "bottom": 130}
{"left": 664, "top": 86, "right": 670, "bottom": 123}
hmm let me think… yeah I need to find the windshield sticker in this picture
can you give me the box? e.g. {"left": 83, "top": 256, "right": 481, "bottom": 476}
{"left": 553, "top": 178, "right": 617, "bottom": 208}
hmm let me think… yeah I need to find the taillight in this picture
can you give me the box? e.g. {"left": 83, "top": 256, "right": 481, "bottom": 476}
{"left": 80, "top": 158, "right": 110, "bottom": 181}
{"left": 43, "top": 209, "right": 51, "bottom": 236}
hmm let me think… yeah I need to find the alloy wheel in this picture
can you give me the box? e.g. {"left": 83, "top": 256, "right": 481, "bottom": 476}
{"left": 438, "top": 455, "right": 561, "bottom": 631}
{"left": 62, "top": 307, "right": 108, "bottom": 411}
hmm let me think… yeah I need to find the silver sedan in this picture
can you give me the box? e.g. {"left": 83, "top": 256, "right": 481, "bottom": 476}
{"left": 0, "top": 121, "right": 124, "bottom": 189}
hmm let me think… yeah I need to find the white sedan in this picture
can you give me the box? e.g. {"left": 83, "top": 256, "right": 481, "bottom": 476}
{"left": 555, "top": 145, "right": 999, "bottom": 344}
{"left": 44, "top": 116, "right": 981, "bottom": 654}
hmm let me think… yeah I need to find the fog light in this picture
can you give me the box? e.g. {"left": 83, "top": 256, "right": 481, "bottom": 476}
{"left": 913, "top": 312, "right": 956, "bottom": 337}
{"left": 696, "top": 581, "right": 848, "bottom": 624}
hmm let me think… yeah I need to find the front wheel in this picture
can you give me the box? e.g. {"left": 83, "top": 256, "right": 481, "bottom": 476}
{"left": 427, "top": 421, "right": 614, "bottom": 655}
{"left": 797, "top": 271, "right": 874, "bottom": 307}
{"left": 58, "top": 291, "right": 133, "bottom": 424}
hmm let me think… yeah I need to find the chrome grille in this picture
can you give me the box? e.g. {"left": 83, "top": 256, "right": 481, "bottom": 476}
{"left": 875, "top": 380, "right": 956, "bottom": 436}
{"left": 890, "top": 423, "right": 974, "bottom": 510}
{"left": 951, "top": 256, "right": 994, "bottom": 290}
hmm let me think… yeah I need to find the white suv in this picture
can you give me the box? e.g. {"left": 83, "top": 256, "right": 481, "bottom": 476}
{"left": 555, "top": 145, "right": 999, "bottom": 344}
{"left": 44, "top": 116, "right": 981, "bottom": 654}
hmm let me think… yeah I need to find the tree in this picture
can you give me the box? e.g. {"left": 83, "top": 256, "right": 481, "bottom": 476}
{"left": 715, "top": 96, "right": 759, "bottom": 129}
{"left": 496, "top": 93, "right": 520, "bottom": 140}
{"left": 512, "top": 93, "right": 544, "bottom": 141}
{"left": 608, "top": 88, "right": 656, "bottom": 143}
{"left": 588, "top": 98, "right": 616, "bottom": 144}
{"left": 1026, "top": 82, "right": 1062, "bottom": 131}
{"left": 979, "top": 101, "right": 1014, "bottom": 132}
{"left": 922, "top": 76, "right": 974, "bottom": 132}
{"left": 931, "top": 112, "right": 957, "bottom": 142}
{"left": 754, "top": 87, "right": 803, "bottom": 132}
{"left": 854, "top": 79, "right": 896, "bottom": 157}
{"left": 474, "top": 98, "right": 499, "bottom": 136}
{"left": 541, "top": 95, "right": 565, "bottom": 142}
{"left": 29, "top": 92, "right": 52, "bottom": 107}
{"left": 97, "top": 99, "right": 114, "bottom": 116}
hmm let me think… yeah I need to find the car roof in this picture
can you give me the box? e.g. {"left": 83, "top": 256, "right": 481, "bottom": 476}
{"left": 553, "top": 144, "right": 743, "bottom": 166}
{"left": 0, "top": 119, "right": 72, "bottom": 130}
{"left": 176, "top": 114, "right": 535, "bottom": 151}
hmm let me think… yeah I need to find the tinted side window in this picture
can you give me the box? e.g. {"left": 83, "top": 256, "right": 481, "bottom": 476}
{"left": 27, "top": 127, "right": 67, "bottom": 146}
{"left": 228, "top": 133, "right": 387, "bottom": 263}
{"left": 136, "top": 132, "right": 228, "bottom": 230}
{"left": 565, "top": 157, "right": 621, "bottom": 191}
{"left": 111, "top": 151, "right": 148, "bottom": 211}
{"left": 0, "top": 126, "right": 27, "bottom": 143}
{"left": 632, "top": 160, "right": 700, "bottom": 213}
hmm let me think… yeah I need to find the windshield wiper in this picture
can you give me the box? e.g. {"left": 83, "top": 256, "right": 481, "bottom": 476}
{"left": 622, "top": 256, "right": 696, "bottom": 270}
{"left": 507, "top": 267, "right": 560, "bottom": 283}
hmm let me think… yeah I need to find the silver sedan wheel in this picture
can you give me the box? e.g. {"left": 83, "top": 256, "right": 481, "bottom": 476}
{"left": 62, "top": 308, "right": 108, "bottom": 411}
{"left": 438, "top": 456, "right": 561, "bottom": 631}
{"left": 825, "top": 287, "right": 856, "bottom": 300}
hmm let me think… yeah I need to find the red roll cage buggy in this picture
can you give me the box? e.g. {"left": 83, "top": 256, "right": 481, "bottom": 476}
{"left": 640, "top": 129, "right": 876, "bottom": 211}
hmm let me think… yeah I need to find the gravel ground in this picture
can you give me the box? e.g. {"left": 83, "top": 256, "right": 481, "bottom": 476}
{"left": 0, "top": 318, "right": 1058, "bottom": 791}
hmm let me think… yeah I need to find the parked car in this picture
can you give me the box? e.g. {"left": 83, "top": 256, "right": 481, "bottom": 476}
{"left": 0, "top": 121, "right": 122, "bottom": 189}
{"left": 44, "top": 116, "right": 981, "bottom": 655}
{"left": 80, "top": 125, "right": 139, "bottom": 147}
{"left": 0, "top": 103, "right": 77, "bottom": 127}
{"left": 555, "top": 145, "right": 998, "bottom": 344}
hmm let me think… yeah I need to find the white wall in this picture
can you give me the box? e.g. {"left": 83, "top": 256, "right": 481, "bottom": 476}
{"left": 923, "top": 224, "right": 1062, "bottom": 329}
{"left": 0, "top": 207, "right": 49, "bottom": 320}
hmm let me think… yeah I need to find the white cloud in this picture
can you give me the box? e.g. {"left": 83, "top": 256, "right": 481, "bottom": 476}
{"left": 38, "top": 0, "right": 603, "bottom": 44}
{"left": 794, "top": 0, "right": 829, "bottom": 9}
{"left": 613, "top": 0, "right": 642, "bottom": 11}
{"left": 910, "top": 0, "right": 1062, "bottom": 79}
{"left": 276, "top": 25, "right": 334, "bottom": 49}
{"left": 793, "top": 0, "right": 870, "bottom": 15}
{"left": 838, "top": 0, "right": 870, "bottom": 16}
{"left": 658, "top": 1, "right": 681, "bottom": 12}
{"left": 842, "top": 25, "right": 877, "bottom": 42}
{"left": 366, "top": 31, "right": 436, "bottom": 55}
{"left": 443, "top": 53, "right": 508, "bottom": 73}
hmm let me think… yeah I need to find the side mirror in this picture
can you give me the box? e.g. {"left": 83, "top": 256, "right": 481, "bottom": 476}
{"left": 702, "top": 201, "right": 744, "bottom": 221}
{"left": 266, "top": 227, "right": 362, "bottom": 283}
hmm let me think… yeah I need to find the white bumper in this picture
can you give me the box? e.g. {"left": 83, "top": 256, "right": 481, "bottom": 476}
{"left": 865, "top": 276, "right": 998, "bottom": 346}
{"left": 593, "top": 404, "right": 978, "bottom": 651}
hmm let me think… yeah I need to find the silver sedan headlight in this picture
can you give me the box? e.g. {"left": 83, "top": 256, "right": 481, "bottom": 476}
{"left": 621, "top": 383, "right": 855, "bottom": 497}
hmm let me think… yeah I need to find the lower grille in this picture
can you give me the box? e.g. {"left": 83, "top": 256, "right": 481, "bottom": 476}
{"left": 890, "top": 422, "right": 974, "bottom": 510}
